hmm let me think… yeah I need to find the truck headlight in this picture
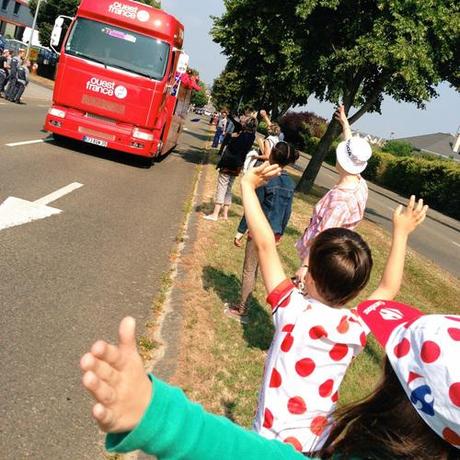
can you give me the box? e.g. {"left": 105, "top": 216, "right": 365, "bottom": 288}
{"left": 48, "top": 108, "right": 66, "bottom": 118}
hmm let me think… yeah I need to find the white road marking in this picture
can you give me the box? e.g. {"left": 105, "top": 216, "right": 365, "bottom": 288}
{"left": 34, "top": 182, "right": 83, "bottom": 206}
{"left": 452, "top": 241, "right": 460, "bottom": 249}
{"left": 6, "top": 139, "right": 45, "bottom": 147}
{"left": 0, "top": 182, "right": 84, "bottom": 231}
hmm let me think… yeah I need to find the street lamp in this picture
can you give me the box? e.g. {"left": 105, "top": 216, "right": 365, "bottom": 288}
{"left": 26, "top": 0, "right": 44, "bottom": 61}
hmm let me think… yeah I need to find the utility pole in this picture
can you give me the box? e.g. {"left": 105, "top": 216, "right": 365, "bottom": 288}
{"left": 26, "top": 0, "right": 44, "bottom": 61}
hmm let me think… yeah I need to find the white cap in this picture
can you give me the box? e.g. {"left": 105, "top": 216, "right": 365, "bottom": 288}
{"left": 336, "top": 137, "right": 372, "bottom": 174}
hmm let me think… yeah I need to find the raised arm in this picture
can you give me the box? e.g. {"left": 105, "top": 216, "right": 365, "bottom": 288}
{"left": 368, "top": 196, "right": 428, "bottom": 300}
{"left": 240, "top": 163, "right": 286, "bottom": 293}
{"left": 334, "top": 105, "right": 352, "bottom": 141}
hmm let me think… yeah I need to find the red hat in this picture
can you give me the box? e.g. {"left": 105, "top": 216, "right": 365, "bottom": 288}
{"left": 358, "top": 300, "right": 460, "bottom": 449}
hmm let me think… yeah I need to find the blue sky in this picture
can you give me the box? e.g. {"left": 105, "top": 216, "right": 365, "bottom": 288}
{"left": 162, "top": 0, "right": 459, "bottom": 140}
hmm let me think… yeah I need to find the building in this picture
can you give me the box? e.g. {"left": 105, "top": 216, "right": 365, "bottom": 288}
{"left": 0, "top": 0, "right": 33, "bottom": 40}
{"left": 351, "top": 129, "right": 386, "bottom": 147}
{"left": 395, "top": 132, "right": 460, "bottom": 162}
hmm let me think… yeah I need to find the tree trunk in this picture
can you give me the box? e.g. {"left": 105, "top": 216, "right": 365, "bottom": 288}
{"left": 296, "top": 118, "right": 342, "bottom": 194}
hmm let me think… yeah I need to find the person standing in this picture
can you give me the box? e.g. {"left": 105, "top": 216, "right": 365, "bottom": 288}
{"left": 0, "top": 49, "right": 11, "bottom": 96}
{"left": 10, "top": 60, "right": 29, "bottom": 104}
{"left": 5, "top": 48, "right": 25, "bottom": 101}
{"left": 204, "top": 118, "right": 257, "bottom": 221}
{"left": 218, "top": 112, "right": 239, "bottom": 156}
{"left": 212, "top": 110, "right": 228, "bottom": 148}
{"left": 295, "top": 105, "right": 372, "bottom": 284}
{"left": 225, "top": 142, "right": 299, "bottom": 324}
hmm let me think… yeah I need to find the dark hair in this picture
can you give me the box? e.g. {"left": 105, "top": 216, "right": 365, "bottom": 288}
{"left": 319, "top": 358, "right": 458, "bottom": 459}
{"left": 243, "top": 117, "right": 257, "bottom": 133}
{"left": 269, "top": 141, "right": 299, "bottom": 167}
{"left": 309, "top": 228, "right": 372, "bottom": 306}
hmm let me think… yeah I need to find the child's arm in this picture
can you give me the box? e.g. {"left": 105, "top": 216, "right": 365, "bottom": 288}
{"left": 334, "top": 105, "right": 352, "bottom": 140}
{"left": 368, "top": 196, "right": 428, "bottom": 300}
{"left": 240, "top": 162, "right": 286, "bottom": 293}
{"left": 81, "top": 318, "right": 304, "bottom": 459}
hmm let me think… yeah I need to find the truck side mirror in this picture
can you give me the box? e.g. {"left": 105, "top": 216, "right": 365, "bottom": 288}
{"left": 50, "top": 22, "right": 63, "bottom": 48}
{"left": 50, "top": 15, "right": 74, "bottom": 54}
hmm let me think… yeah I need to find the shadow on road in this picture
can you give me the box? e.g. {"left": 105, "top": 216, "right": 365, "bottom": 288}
{"left": 47, "top": 135, "right": 159, "bottom": 168}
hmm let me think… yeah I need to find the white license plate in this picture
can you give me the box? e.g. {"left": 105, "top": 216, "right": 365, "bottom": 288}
{"left": 82, "top": 136, "right": 108, "bottom": 147}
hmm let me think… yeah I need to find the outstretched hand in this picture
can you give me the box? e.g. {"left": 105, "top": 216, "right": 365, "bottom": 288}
{"left": 80, "top": 317, "right": 152, "bottom": 433}
{"left": 241, "top": 162, "right": 282, "bottom": 189}
{"left": 334, "top": 105, "right": 348, "bottom": 125}
{"left": 393, "top": 195, "right": 428, "bottom": 235}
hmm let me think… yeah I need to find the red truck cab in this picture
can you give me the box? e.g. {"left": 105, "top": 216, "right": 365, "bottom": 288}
{"left": 45, "top": 0, "right": 190, "bottom": 159}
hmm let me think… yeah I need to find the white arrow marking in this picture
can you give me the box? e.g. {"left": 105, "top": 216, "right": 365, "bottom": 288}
{"left": 0, "top": 182, "right": 83, "bottom": 231}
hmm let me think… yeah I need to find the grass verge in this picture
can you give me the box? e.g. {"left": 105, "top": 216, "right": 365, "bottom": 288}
{"left": 169, "top": 149, "right": 460, "bottom": 428}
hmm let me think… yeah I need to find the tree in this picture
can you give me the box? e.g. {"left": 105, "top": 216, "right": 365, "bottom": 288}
{"left": 29, "top": 0, "right": 77, "bottom": 46}
{"left": 211, "top": 68, "right": 247, "bottom": 111}
{"left": 213, "top": 0, "right": 460, "bottom": 193}
{"left": 191, "top": 81, "right": 208, "bottom": 107}
{"left": 29, "top": 0, "right": 161, "bottom": 46}
{"left": 211, "top": 1, "right": 312, "bottom": 118}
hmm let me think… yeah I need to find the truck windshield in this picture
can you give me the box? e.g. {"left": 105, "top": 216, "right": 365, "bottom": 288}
{"left": 65, "top": 18, "right": 170, "bottom": 80}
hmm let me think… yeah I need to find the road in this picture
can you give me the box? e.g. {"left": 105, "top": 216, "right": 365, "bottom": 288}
{"left": 0, "top": 84, "right": 205, "bottom": 459}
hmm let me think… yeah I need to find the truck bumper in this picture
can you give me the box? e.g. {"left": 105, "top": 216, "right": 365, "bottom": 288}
{"left": 44, "top": 105, "right": 161, "bottom": 158}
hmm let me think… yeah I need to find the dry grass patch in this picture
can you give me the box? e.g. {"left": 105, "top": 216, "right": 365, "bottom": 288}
{"left": 171, "top": 151, "right": 460, "bottom": 426}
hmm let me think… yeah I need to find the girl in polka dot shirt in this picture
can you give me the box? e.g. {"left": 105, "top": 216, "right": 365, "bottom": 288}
{"left": 80, "top": 302, "right": 459, "bottom": 459}
{"left": 240, "top": 163, "right": 428, "bottom": 454}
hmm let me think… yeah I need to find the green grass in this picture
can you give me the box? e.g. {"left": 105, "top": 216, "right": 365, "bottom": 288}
{"left": 173, "top": 150, "right": 460, "bottom": 427}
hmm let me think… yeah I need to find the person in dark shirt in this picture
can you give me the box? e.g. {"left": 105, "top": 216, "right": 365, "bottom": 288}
{"left": 204, "top": 118, "right": 257, "bottom": 221}
{"left": 0, "top": 49, "right": 11, "bottom": 96}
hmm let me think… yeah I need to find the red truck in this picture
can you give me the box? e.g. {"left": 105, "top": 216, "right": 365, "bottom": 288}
{"left": 45, "top": 0, "right": 192, "bottom": 161}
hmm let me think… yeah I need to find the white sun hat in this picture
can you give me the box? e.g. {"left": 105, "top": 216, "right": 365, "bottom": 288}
{"left": 358, "top": 299, "right": 460, "bottom": 449}
{"left": 336, "top": 137, "right": 372, "bottom": 174}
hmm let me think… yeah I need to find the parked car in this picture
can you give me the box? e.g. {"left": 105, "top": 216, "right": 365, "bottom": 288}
{"left": 194, "top": 107, "right": 205, "bottom": 115}
{"left": 36, "top": 47, "right": 59, "bottom": 80}
{"left": 5, "top": 38, "right": 28, "bottom": 54}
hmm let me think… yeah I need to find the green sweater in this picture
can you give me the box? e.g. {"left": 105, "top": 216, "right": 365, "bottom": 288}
{"left": 106, "top": 374, "right": 309, "bottom": 459}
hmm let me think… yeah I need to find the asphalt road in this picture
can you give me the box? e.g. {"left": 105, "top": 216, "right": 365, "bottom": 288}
{"left": 0, "top": 86, "right": 205, "bottom": 459}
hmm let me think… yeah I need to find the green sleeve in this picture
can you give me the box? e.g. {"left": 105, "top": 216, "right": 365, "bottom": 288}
{"left": 106, "top": 374, "right": 308, "bottom": 460}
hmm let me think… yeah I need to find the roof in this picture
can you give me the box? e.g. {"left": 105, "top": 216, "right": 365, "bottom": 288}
{"left": 395, "top": 132, "right": 460, "bottom": 161}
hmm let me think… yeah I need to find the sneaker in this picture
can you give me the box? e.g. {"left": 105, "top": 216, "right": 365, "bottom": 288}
{"left": 224, "top": 303, "right": 249, "bottom": 324}
{"left": 203, "top": 215, "right": 218, "bottom": 221}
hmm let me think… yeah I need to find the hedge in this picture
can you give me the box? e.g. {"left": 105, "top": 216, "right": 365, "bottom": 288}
{"left": 302, "top": 140, "right": 460, "bottom": 220}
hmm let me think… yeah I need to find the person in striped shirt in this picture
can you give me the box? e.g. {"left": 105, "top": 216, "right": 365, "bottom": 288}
{"left": 295, "top": 105, "right": 372, "bottom": 285}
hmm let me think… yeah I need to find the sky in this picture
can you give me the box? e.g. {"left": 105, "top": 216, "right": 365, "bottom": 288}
{"left": 162, "top": 0, "right": 459, "bottom": 140}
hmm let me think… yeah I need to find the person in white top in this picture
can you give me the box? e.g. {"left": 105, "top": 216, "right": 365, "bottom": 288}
{"left": 240, "top": 162, "right": 428, "bottom": 454}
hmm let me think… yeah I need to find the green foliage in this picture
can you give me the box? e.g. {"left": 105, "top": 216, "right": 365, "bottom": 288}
{"left": 279, "top": 111, "right": 328, "bottom": 150}
{"left": 29, "top": 0, "right": 78, "bottom": 45}
{"left": 191, "top": 81, "right": 208, "bottom": 107}
{"left": 360, "top": 151, "right": 460, "bottom": 219}
{"left": 137, "top": 0, "right": 161, "bottom": 7}
{"left": 257, "top": 121, "right": 268, "bottom": 136}
{"left": 382, "top": 140, "right": 414, "bottom": 157}
{"left": 211, "top": 68, "right": 246, "bottom": 112}
{"left": 213, "top": 0, "right": 460, "bottom": 192}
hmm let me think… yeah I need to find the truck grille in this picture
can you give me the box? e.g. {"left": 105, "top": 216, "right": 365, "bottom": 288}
{"left": 78, "top": 126, "right": 116, "bottom": 141}
{"left": 81, "top": 95, "right": 125, "bottom": 115}
{"left": 85, "top": 112, "right": 116, "bottom": 124}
